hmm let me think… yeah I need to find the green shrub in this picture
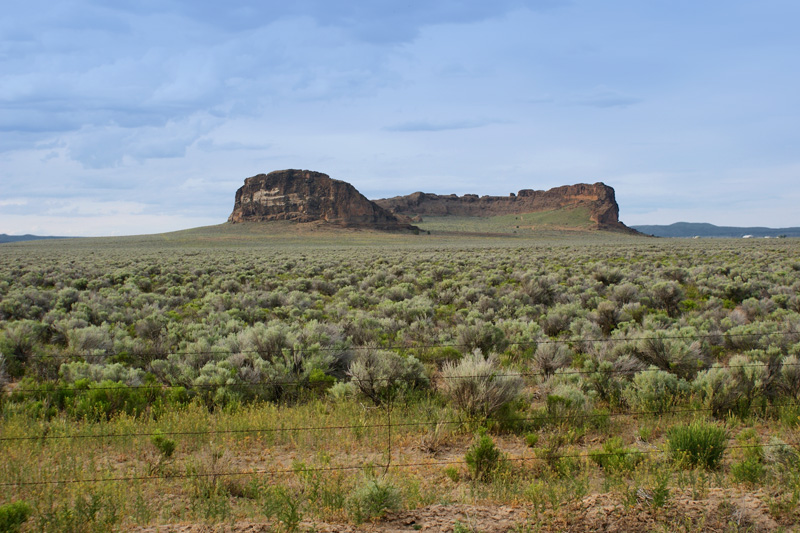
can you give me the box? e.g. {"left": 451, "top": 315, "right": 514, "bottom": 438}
{"left": 151, "top": 430, "right": 176, "bottom": 458}
{"left": 731, "top": 457, "right": 765, "bottom": 485}
{"left": 667, "top": 421, "right": 727, "bottom": 470}
{"left": 347, "top": 478, "right": 401, "bottom": 523}
{"left": 0, "top": 501, "right": 32, "bottom": 533}
{"left": 443, "top": 466, "right": 460, "bottom": 482}
{"left": 589, "top": 437, "right": 643, "bottom": 474}
{"left": 69, "top": 380, "right": 150, "bottom": 421}
{"left": 730, "top": 430, "right": 765, "bottom": 486}
{"left": 464, "top": 430, "right": 503, "bottom": 482}
{"left": 259, "top": 485, "right": 304, "bottom": 532}
{"left": 532, "top": 432, "right": 581, "bottom": 477}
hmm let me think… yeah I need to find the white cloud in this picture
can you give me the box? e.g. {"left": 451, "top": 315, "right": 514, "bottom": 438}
{"left": 0, "top": 213, "right": 220, "bottom": 237}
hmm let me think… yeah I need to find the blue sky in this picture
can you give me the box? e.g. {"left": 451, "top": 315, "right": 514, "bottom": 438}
{"left": 2, "top": 0, "right": 799, "bottom": 236}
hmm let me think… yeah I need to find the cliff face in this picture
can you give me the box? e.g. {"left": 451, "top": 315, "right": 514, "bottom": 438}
{"left": 228, "top": 169, "right": 415, "bottom": 230}
{"left": 374, "top": 183, "right": 629, "bottom": 230}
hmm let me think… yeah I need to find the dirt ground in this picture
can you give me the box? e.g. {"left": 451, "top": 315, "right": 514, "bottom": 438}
{"left": 129, "top": 486, "right": 793, "bottom": 533}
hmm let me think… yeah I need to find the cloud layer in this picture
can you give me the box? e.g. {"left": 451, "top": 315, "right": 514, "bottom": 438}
{"left": 2, "top": 0, "right": 799, "bottom": 235}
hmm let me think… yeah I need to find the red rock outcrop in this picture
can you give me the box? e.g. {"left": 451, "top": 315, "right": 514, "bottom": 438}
{"left": 228, "top": 170, "right": 416, "bottom": 230}
{"left": 374, "top": 183, "right": 631, "bottom": 231}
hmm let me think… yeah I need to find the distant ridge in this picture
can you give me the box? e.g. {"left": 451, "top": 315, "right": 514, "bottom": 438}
{"left": 0, "top": 234, "right": 73, "bottom": 244}
{"left": 374, "top": 183, "right": 635, "bottom": 232}
{"left": 632, "top": 222, "right": 800, "bottom": 238}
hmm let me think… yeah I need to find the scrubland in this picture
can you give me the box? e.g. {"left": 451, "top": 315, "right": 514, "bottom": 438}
{"left": 1, "top": 227, "right": 799, "bottom": 531}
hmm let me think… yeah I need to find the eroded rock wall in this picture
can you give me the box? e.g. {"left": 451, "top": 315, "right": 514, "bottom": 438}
{"left": 228, "top": 169, "right": 414, "bottom": 230}
{"left": 375, "top": 183, "right": 627, "bottom": 230}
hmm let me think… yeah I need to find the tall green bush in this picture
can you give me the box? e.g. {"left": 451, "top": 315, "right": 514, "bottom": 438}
{"left": 0, "top": 501, "right": 32, "bottom": 533}
{"left": 347, "top": 478, "right": 401, "bottom": 523}
{"left": 464, "top": 430, "right": 503, "bottom": 482}
{"left": 667, "top": 421, "right": 727, "bottom": 470}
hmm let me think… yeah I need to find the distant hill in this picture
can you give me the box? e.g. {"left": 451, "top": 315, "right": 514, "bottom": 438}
{"left": 632, "top": 222, "right": 800, "bottom": 238}
{"left": 0, "top": 234, "right": 73, "bottom": 243}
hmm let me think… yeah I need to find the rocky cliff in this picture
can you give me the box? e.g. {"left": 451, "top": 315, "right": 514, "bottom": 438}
{"left": 228, "top": 169, "right": 415, "bottom": 230}
{"left": 374, "top": 183, "right": 629, "bottom": 231}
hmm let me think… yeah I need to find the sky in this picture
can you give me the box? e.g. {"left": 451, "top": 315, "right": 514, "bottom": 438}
{"left": 2, "top": 0, "right": 799, "bottom": 236}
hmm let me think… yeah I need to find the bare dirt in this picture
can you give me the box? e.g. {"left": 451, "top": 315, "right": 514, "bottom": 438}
{"left": 129, "top": 486, "right": 791, "bottom": 532}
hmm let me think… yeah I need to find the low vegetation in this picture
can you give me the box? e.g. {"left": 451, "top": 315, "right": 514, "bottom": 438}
{"left": 1, "top": 229, "right": 799, "bottom": 530}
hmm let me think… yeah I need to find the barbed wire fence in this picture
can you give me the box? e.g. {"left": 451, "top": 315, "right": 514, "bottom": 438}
{"left": 1, "top": 332, "right": 799, "bottom": 492}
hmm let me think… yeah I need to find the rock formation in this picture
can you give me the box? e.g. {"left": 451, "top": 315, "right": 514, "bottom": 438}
{"left": 228, "top": 169, "right": 416, "bottom": 230}
{"left": 374, "top": 183, "right": 630, "bottom": 231}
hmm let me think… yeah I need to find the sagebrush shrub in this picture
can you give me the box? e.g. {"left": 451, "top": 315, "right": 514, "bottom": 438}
{"left": 541, "top": 303, "right": 581, "bottom": 337}
{"left": 523, "top": 276, "right": 556, "bottom": 306}
{"left": 623, "top": 367, "right": 689, "bottom": 414}
{"left": 59, "top": 361, "right": 145, "bottom": 386}
{"left": 611, "top": 283, "right": 640, "bottom": 305}
{"left": 582, "top": 358, "right": 633, "bottom": 406}
{"left": 667, "top": 421, "right": 727, "bottom": 470}
{"left": 694, "top": 355, "right": 767, "bottom": 419}
{"left": 0, "top": 353, "right": 8, "bottom": 392}
{"left": 779, "top": 355, "right": 800, "bottom": 399}
{"left": 593, "top": 267, "right": 623, "bottom": 286}
{"left": 544, "top": 384, "right": 594, "bottom": 426}
{"left": 632, "top": 335, "right": 707, "bottom": 380}
{"left": 533, "top": 343, "right": 572, "bottom": 377}
{"left": 348, "top": 349, "right": 428, "bottom": 405}
{"left": 439, "top": 350, "right": 522, "bottom": 420}
{"left": 455, "top": 321, "right": 509, "bottom": 355}
{"left": 763, "top": 437, "right": 799, "bottom": 468}
{"left": 650, "top": 281, "right": 684, "bottom": 317}
{"left": 591, "top": 301, "right": 620, "bottom": 336}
